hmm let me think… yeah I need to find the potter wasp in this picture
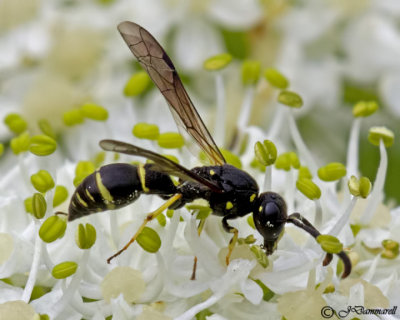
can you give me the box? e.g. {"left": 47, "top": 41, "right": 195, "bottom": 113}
{"left": 67, "top": 21, "right": 351, "bottom": 278}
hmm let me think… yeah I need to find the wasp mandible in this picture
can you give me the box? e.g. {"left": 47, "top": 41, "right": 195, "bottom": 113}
{"left": 67, "top": 21, "right": 351, "bottom": 278}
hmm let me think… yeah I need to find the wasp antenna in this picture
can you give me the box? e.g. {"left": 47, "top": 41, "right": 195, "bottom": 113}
{"left": 287, "top": 213, "right": 352, "bottom": 279}
{"left": 323, "top": 253, "right": 333, "bottom": 266}
{"left": 337, "top": 251, "right": 352, "bottom": 279}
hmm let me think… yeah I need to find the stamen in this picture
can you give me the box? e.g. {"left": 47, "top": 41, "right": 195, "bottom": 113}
{"left": 287, "top": 110, "right": 318, "bottom": 174}
{"left": 214, "top": 73, "right": 226, "bottom": 146}
{"left": 328, "top": 196, "right": 357, "bottom": 236}
{"left": 346, "top": 118, "right": 361, "bottom": 177}
{"left": 21, "top": 222, "right": 43, "bottom": 302}
{"left": 237, "top": 86, "right": 255, "bottom": 133}
{"left": 360, "top": 140, "right": 388, "bottom": 224}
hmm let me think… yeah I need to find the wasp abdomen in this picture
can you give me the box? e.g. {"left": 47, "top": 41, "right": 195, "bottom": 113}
{"left": 68, "top": 163, "right": 177, "bottom": 221}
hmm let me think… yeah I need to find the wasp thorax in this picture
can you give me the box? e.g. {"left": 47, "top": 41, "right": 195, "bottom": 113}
{"left": 253, "top": 192, "right": 287, "bottom": 255}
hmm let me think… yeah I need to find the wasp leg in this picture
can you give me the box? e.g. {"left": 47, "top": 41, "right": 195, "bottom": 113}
{"left": 222, "top": 217, "right": 239, "bottom": 266}
{"left": 190, "top": 218, "right": 207, "bottom": 280}
{"left": 287, "top": 212, "right": 351, "bottom": 278}
{"left": 107, "top": 193, "right": 182, "bottom": 263}
{"left": 55, "top": 211, "right": 68, "bottom": 216}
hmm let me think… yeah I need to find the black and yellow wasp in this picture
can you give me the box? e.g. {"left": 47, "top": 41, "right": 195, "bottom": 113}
{"left": 67, "top": 21, "right": 351, "bottom": 278}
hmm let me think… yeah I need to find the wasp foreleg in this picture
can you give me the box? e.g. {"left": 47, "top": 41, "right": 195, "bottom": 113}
{"left": 190, "top": 217, "right": 207, "bottom": 280}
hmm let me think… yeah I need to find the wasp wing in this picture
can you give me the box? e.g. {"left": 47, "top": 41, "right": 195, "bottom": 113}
{"left": 118, "top": 21, "right": 226, "bottom": 166}
{"left": 100, "top": 139, "right": 223, "bottom": 193}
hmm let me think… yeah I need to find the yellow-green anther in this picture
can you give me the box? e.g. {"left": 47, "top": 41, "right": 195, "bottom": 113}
{"left": 63, "top": 109, "right": 84, "bottom": 126}
{"left": 39, "top": 314, "right": 50, "bottom": 320}
{"left": 352, "top": 101, "right": 379, "bottom": 117}
{"left": 275, "top": 153, "right": 291, "bottom": 171}
{"left": 38, "top": 119, "right": 56, "bottom": 139}
{"left": 10, "top": 132, "right": 30, "bottom": 154}
{"left": 288, "top": 152, "right": 300, "bottom": 169}
{"left": 53, "top": 185, "right": 69, "bottom": 207}
{"left": 275, "top": 152, "right": 299, "bottom": 171}
{"left": 30, "top": 285, "right": 48, "bottom": 301}
{"left": 348, "top": 175, "right": 360, "bottom": 196}
{"left": 221, "top": 148, "right": 242, "bottom": 169}
{"left": 241, "top": 234, "right": 256, "bottom": 244}
{"left": 123, "top": 71, "right": 151, "bottom": 96}
{"left": 241, "top": 60, "right": 261, "bottom": 86}
{"left": 186, "top": 204, "right": 212, "bottom": 219}
{"left": 298, "top": 166, "right": 312, "bottom": 179}
{"left": 74, "top": 161, "right": 95, "bottom": 187}
{"left": 323, "top": 284, "right": 335, "bottom": 294}
{"left": 39, "top": 216, "right": 67, "bottom": 243}
{"left": 250, "top": 245, "right": 269, "bottom": 268}
{"left": 252, "top": 279, "right": 275, "bottom": 301}
{"left": 368, "top": 126, "right": 394, "bottom": 147}
{"left": 75, "top": 223, "right": 97, "bottom": 249}
{"left": 277, "top": 90, "right": 303, "bottom": 108}
{"left": 317, "top": 162, "right": 347, "bottom": 181}
{"left": 24, "top": 197, "right": 33, "bottom": 214}
{"left": 203, "top": 53, "right": 233, "bottom": 71}
{"left": 157, "top": 132, "right": 185, "bottom": 149}
{"left": 382, "top": 239, "right": 399, "bottom": 251}
{"left": 93, "top": 151, "right": 105, "bottom": 167}
{"left": 359, "top": 176, "right": 371, "bottom": 198}
{"left": 0, "top": 143, "right": 4, "bottom": 157}
{"left": 247, "top": 216, "right": 255, "bottom": 229}
{"left": 350, "top": 224, "right": 362, "bottom": 237}
{"left": 263, "top": 68, "right": 289, "bottom": 89}
{"left": 132, "top": 123, "right": 160, "bottom": 140}
{"left": 32, "top": 193, "right": 47, "bottom": 219}
{"left": 29, "top": 135, "right": 57, "bottom": 156}
{"left": 136, "top": 227, "right": 161, "bottom": 253}
{"left": 81, "top": 103, "right": 109, "bottom": 121}
{"left": 166, "top": 209, "right": 174, "bottom": 218}
{"left": 156, "top": 213, "right": 166, "bottom": 227}
{"left": 254, "top": 140, "right": 277, "bottom": 166}
{"left": 317, "top": 234, "right": 343, "bottom": 254}
{"left": 381, "top": 239, "right": 399, "bottom": 259}
{"left": 296, "top": 178, "right": 321, "bottom": 200}
{"left": 4, "top": 113, "right": 28, "bottom": 134}
{"left": 381, "top": 250, "right": 399, "bottom": 259}
{"left": 31, "top": 170, "right": 55, "bottom": 193}
{"left": 52, "top": 261, "right": 78, "bottom": 279}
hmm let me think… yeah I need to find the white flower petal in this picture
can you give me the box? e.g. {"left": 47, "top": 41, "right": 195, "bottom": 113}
{"left": 208, "top": 0, "right": 262, "bottom": 29}
{"left": 173, "top": 19, "right": 224, "bottom": 71}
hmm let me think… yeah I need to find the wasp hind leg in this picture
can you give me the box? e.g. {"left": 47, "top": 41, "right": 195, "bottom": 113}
{"left": 222, "top": 217, "right": 239, "bottom": 266}
{"left": 107, "top": 193, "right": 182, "bottom": 263}
{"left": 190, "top": 218, "right": 207, "bottom": 280}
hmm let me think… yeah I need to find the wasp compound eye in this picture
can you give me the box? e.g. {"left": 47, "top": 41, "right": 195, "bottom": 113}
{"left": 253, "top": 192, "right": 287, "bottom": 254}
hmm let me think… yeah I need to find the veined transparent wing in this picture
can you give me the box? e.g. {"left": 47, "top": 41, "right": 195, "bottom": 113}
{"left": 100, "top": 139, "right": 223, "bottom": 193}
{"left": 118, "top": 21, "right": 226, "bottom": 166}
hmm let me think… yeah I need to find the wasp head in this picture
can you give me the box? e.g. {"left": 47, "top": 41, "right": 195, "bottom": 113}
{"left": 253, "top": 192, "right": 287, "bottom": 255}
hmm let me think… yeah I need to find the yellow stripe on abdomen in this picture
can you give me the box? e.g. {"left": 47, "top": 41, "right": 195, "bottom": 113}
{"left": 76, "top": 193, "right": 88, "bottom": 208}
{"left": 95, "top": 170, "right": 116, "bottom": 209}
{"left": 138, "top": 164, "right": 149, "bottom": 193}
